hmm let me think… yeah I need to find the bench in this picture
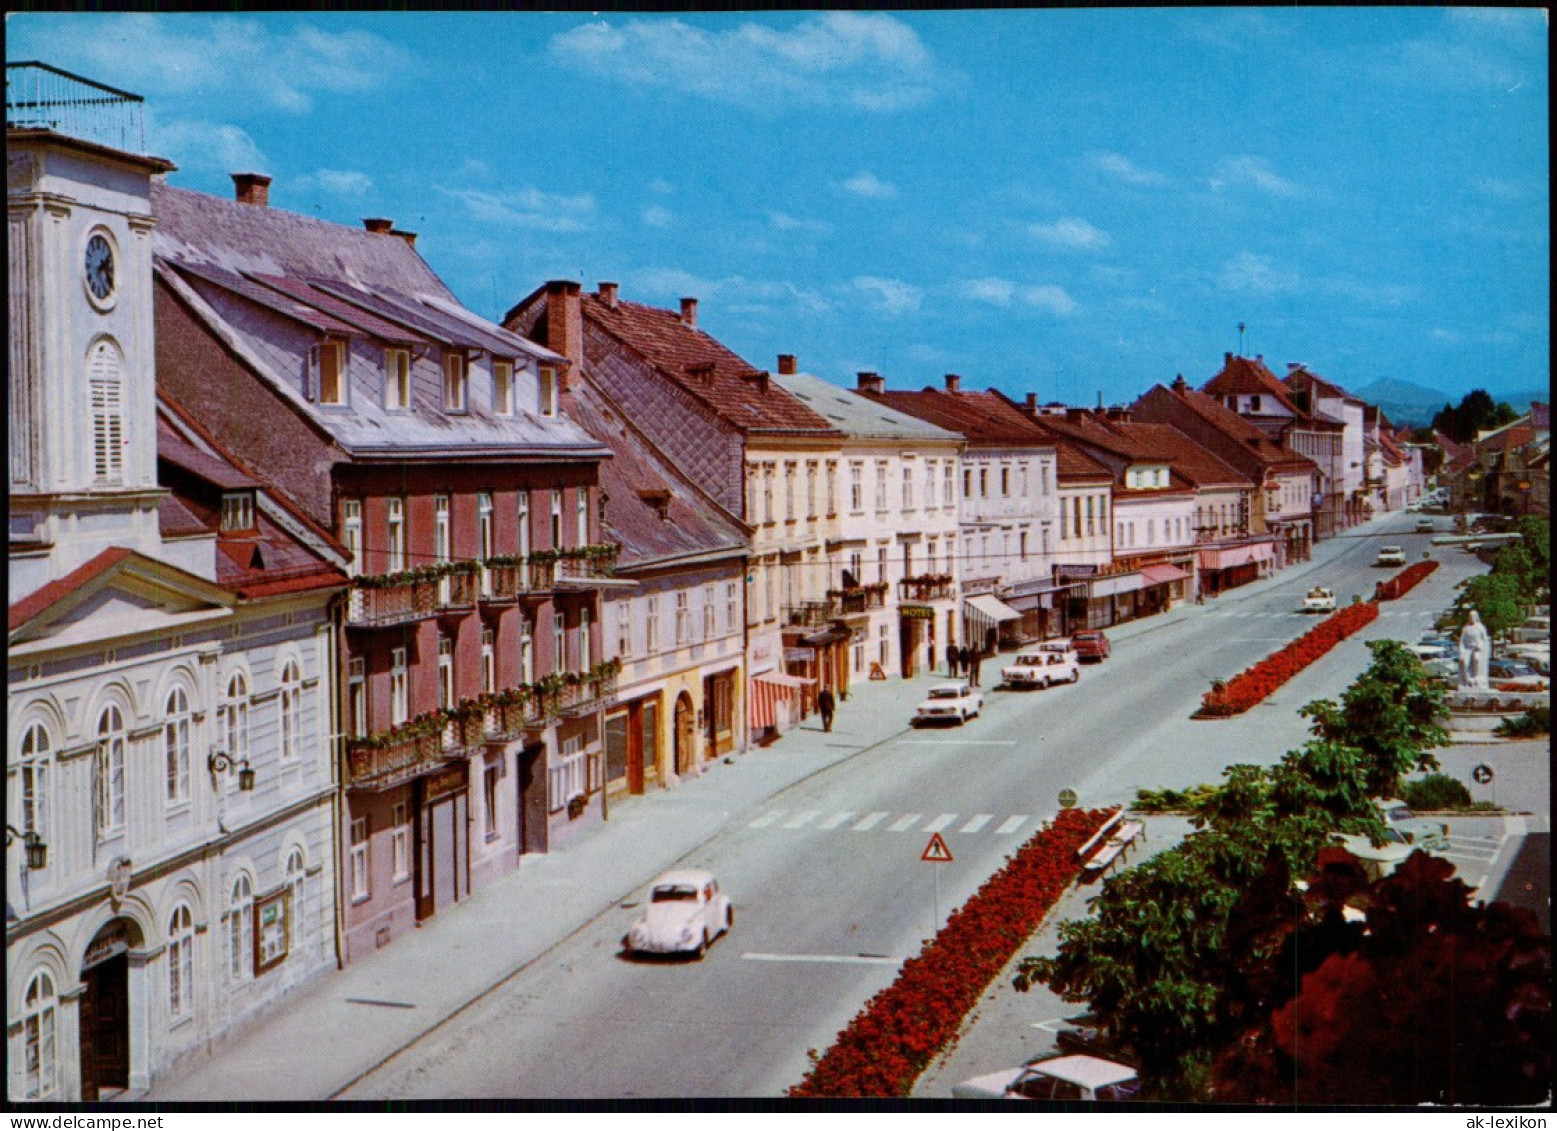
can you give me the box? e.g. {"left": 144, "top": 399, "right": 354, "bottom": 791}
{"left": 1078, "top": 813, "right": 1144, "bottom": 879}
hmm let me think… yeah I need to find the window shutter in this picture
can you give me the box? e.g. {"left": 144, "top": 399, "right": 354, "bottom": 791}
{"left": 88, "top": 342, "right": 124, "bottom": 482}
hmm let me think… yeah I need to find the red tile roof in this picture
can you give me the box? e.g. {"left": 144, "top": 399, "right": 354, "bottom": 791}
{"left": 579, "top": 294, "right": 840, "bottom": 436}
{"left": 1201, "top": 355, "right": 1302, "bottom": 415}
{"left": 1149, "top": 384, "right": 1318, "bottom": 475}
{"left": 864, "top": 386, "right": 1056, "bottom": 446}
{"left": 9, "top": 547, "right": 135, "bottom": 633}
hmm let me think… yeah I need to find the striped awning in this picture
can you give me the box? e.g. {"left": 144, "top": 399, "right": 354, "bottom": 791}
{"left": 749, "top": 671, "right": 813, "bottom": 730}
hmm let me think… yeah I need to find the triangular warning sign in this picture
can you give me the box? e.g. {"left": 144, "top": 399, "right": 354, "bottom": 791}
{"left": 921, "top": 832, "right": 953, "bottom": 862}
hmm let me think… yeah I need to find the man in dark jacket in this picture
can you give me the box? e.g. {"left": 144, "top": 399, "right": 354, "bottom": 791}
{"left": 946, "top": 642, "right": 960, "bottom": 677}
{"left": 818, "top": 687, "right": 836, "bottom": 732}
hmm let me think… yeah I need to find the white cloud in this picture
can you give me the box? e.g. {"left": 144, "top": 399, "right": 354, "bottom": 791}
{"left": 768, "top": 210, "right": 833, "bottom": 235}
{"left": 1210, "top": 156, "right": 1303, "bottom": 199}
{"left": 852, "top": 276, "right": 922, "bottom": 315}
{"left": 648, "top": 178, "right": 675, "bottom": 195}
{"left": 436, "top": 186, "right": 596, "bottom": 233}
{"left": 1431, "top": 328, "right": 1464, "bottom": 343}
{"left": 963, "top": 277, "right": 1016, "bottom": 306}
{"left": 550, "top": 12, "right": 939, "bottom": 112}
{"left": 1019, "top": 285, "right": 1077, "bottom": 316}
{"left": 1092, "top": 151, "right": 1169, "bottom": 187}
{"left": 957, "top": 278, "right": 1076, "bottom": 316}
{"left": 147, "top": 112, "right": 268, "bottom": 175}
{"left": 66, "top": 13, "right": 411, "bottom": 113}
{"left": 642, "top": 205, "right": 673, "bottom": 229}
{"left": 1217, "top": 251, "right": 1299, "bottom": 294}
{"left": 1028, "top": 217, "right": 1111, "bottom": 251}
{"left": 295, "top": 169, "right": 374, "bottom": 196}
{"left": 1373, "top": 8, "right": 1545, "bottom": 91}
{"left": 841, "top": 172, "right": 897, "bottom": 200}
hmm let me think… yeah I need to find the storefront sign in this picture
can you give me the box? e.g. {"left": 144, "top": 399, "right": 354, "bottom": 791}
{"left": 425, "top": 763, "right": 468, "bottom": 800}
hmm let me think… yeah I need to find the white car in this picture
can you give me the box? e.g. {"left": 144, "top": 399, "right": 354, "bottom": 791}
{"left": 914, "top": 682, "right": 983, "bottom": 725}
{"left": 1302, "top": 586, "right": 1336, "bottom": 613}
{"left": 1002, "top": 645, "right": 1080, "bottom": 689}
{"left": 1375, "top": 545, "right": 1407, "bottom": 567}
{"left": 623, "top": 870, "right": 732, "bottom": 958}
{"left": 952, "top": 1055, "right": 1141, "bottom": 1102}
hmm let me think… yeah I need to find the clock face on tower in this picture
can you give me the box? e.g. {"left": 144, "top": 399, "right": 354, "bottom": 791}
{"left": 85, "top": 232, "right": 116, "bottom": 305}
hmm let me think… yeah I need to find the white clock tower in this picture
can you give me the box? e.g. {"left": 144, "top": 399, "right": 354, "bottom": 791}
{"left": 7, "top": 63, "right": 176, "bottom": 596}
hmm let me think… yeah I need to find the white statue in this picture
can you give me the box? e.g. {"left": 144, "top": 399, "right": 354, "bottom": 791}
{"left": 1458, "top": 610, "right": 1491, "bottom": 690}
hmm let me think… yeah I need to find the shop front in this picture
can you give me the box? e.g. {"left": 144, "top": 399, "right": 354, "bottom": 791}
{"left": 750, "top": 669, "right": 811, "bottom": 740}
{"left": 1197, "top": 539, "right": 1276, "bottom": 596}
{"left": 963, "top": 593, "right": 1023, "bottom": 654}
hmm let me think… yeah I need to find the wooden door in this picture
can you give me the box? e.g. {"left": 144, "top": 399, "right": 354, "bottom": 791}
{"left": 518, "top": 742, "right": 548, "bottom": 855}
{"left": 79, "top": 953, "right": 129, "bottom": 1099}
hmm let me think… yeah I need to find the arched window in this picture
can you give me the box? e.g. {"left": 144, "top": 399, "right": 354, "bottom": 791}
{"left": 165, "top": 687, "right": 191, "bottom": 805}
{"left": 23, "top": 970, "right": 58, "bottom": 1098}
{"left": 13, "top": 722, "right": 50, "bottom": 849}
{"left": 279, "top": 661, "right": 301, "bottom": 763}
{"left": 96, "top": 705, "right": 126, "bottom": 836}
{"left": 87, "top": 339, "right": 126, "bottom": 483}
{"left": 285, "top": 847, "right": 306, "bottom": 949}
{"left": 225, "top": 673, "right": 249, "bottom": 771}
{"left": 168, "top": 904, "right": 195, "bottom": 1020}
{"left": 228, "top": 874, "right": 253, "bottom": 983}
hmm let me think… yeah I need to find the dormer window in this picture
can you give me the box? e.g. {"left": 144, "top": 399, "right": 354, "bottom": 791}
{"left": 221, "top": 490, "right": 256, "bottom": 532}
{"left": 539, "top": 366, "right": 558, "bottom": 418}
{"left": 1250, "top": 394, "right": 1262, "bottom": 412}
{"left": 444, "top": 352, "right": 468, "bottom": 412}
{"left": 493, "top": 360, "right": 514, "bottom": 416}
{"left": 385, "top": 349, "right": 411, "bottom": 410}
{"left": 317, "top": 339, "right": 347, "bottom": 405}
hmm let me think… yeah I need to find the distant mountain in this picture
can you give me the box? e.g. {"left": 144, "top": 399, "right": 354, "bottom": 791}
{"left": 1353, "top": 378, "right": 1452, "bottom": 427}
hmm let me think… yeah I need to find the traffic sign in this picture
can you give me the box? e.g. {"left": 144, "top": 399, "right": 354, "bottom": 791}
{"left": 1058, "top": 788, "right": 1078, "bottom": 809}
{"left": 1472, "top": 763, "right": 1494, "bottom": 785}
{"left": 921, "top": 832, "right": 954, "bottom": 862}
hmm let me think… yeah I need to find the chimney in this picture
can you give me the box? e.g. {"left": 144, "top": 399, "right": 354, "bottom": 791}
{"left": 679, "top": 297, "right": 698, "bottom": 327}
{"left": 1106, "top": 406, "right": 1132, "bottom": 423}
{"left": 545, "top": 280, "right": 584, "bottom": 366}
{"left": 1066, "top": 407, "right": 1087, "bottom": 423}
{"left": 1255, "top": 354, "right": 1263, "bottom": 364}
{"left": 944, "top": 374, "right": 962, "bottom": 393}
{"left": 231, "top": 172, "right": 271, "bottom": 207}
{"left": 390, "top": 228, "right": 417, "bottom": 248}
{"left": 1287, "top": 362, "right": 1302, "bottom": 372}
{"left": 363, "top": 217, "right": 394, "bottom": 234}
{"left": 856, "top": 371, "right": 885, "bottom": 395}
{"left": 597, "top": 282, "right": 618, "bottom": 308}
{"left": 1024, "top": 392, "right": 1039, "bottom": 415}
{"left": 1225, "top": 351, "right": 1233, "bottom": 366}
{"left": 776, "top": 354, "right": 797, "bottom": 375}
{"left": 1172, "top": 374, "right": 1189, "bottom": 393}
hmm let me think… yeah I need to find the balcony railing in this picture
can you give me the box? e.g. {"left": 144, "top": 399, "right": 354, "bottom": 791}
{"left": 556, "top": 670, "right": 619, "bottom": 717}
{"left": 483, "top": 557, "right": 556, "bottom": 603}
{"left": 344, "top": 727, "right": 448, "bottom": 791}
{"left": 552, "top": 546, "right": 621, "bottom": 587}
{"left": 898, "top": 575, "right": 955, "bottom": 602}
{"left": 785, "top": 600, "right": 837, "bottom": 628}
{"left": 7, "top": 63, "right": 147, "bottom": 154}
{"left": 439, "top": 566, "right": 479, "bottom": 611}
{"left": 830, "top": 586, "right": 888, "bottom": 615}
{"left": 346, "top": 576, "right": 440, "bottom": 628}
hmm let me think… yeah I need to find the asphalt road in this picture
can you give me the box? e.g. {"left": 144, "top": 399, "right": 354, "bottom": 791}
{"left": 342, "top": 513, "right": 1500, "bottom": 1099}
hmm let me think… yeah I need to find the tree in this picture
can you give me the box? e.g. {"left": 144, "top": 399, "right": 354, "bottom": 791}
{"left": 1212, "top": 852, "right": 1552, "bottom": 1105}
{"left": 1430, "top": 389, "right": 1519, "bottom": 444}
{"left": 1299, "top": 640, "right": 1448, "bottom": 797}
{"left": 1458, "top": 572, "right": 1527, "bottom": 640}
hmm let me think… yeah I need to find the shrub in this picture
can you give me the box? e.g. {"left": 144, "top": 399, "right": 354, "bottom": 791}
{"left": 1401, "top": 774, "right": 1473, "bottom": 810}
{"left": 790, "top": 807, "right": 1112, "bottom": 1097}
{"left": 1134, "top": 784, "right": 1222, "bottom": 813}
{"left": 1495, "top": 706, "right": 1550, "bottom": 738}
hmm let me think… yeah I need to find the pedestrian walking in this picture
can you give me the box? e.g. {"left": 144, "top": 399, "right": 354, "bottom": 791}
{"left": 946, "top": 642, "right": 960, "bottom": 678}
{"left": 968, "top": 646, "right": 982, "bottom": 688}
{"left": 818, "top": 687, "right": 836, "bottom": 732}
{"left": 959, "top": 645, "right": 973, "bottom": 684}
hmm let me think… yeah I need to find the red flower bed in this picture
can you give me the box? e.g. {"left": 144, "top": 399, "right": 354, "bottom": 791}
{"left": 789, "top": 806, "right": 1112, "bottom": 1097}
{"left": 1375, "top": 559, "right": 1438, "bottom": 601}
{"left": 1198, "top": 601, "right": 1380, "bottom": 717}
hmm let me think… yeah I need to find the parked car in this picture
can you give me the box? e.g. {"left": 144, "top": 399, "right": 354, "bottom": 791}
{"left": 623, "top": 870, "right": 732, "bottom": 958}
{"left": 952, "top": 1055, "right": 1141, "bottom": 1102}
{"left": 1408, "top": 636, "right": 1455, "bottom": 662}
{"left": 1374, "top": 545, "right": 1407, "bottom": 567}
{"left": 1415, "top": 518, "right": 1436, "bottom": 533}
{"left": 1052, "top": 1015, "right": 1137, "bottom": 1065}
{"left": 1503, "top": 645, "right": 1550, "bottom": 675}
{"left": 1002, "top": 644, "right": 1079, "bottom": 689}
{"left": 1488, "top": 657, "right": 1544, "bottom": 685}
{"left": 1302, "top": 586, "right": 1336, "bottom": 613}
{"left": 914, "top": 682, "right": 983, "bottom": 725}
{"left": 1070, "top": 630, "right": 1111, "bottom": 662}
{"left": 1421, "top": 656, "right": 1460, "bottom": 685}
{"left": 1378, "top": 798, "right": 1449, "bottom": 851}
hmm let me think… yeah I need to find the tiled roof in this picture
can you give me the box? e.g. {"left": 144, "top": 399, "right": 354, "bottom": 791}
{"left": 772, "top": 371, "right": 962, "bottom": 443}
{"left": 864, "top": 386, "right": 1056, "bottom": 446}
{"left": 1144, "top": 383, "right": 1318, "bottom": 475}
{"left": 1201, "top": 355, "right": 1302, "bottom": 415}
{"left": 562, "top": 376, "right": 747, "bottom": 570}
{"left": 1124, "top": 423, "right": 1251, "bottom": 489}
{"left": 9, "top": 547, "right": 135, "bottom": 632}
{"left": 576, "top": 294, "right": 840, "bottom": 436}
{"left": 1284, "top": 366, "right": 1363, "bottom": 405}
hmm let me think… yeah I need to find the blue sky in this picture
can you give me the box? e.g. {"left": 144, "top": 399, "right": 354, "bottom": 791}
{"left": 10, "top": 9, "right": 1549, "bottom": 406}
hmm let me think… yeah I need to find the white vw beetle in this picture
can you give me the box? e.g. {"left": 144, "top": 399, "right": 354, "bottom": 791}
{"left": 624, "top": 869, "right": 732, "bottom": 958}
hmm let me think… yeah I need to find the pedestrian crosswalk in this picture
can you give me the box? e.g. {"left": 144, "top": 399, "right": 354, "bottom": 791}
{"left": 746, "top": 807, "right": 1033, "bottom": 838}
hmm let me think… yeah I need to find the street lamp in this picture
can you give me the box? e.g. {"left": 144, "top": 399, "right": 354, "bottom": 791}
{"left": 6, "top": 824, "right": 48, "bottom": 870}
{"left": 208, "top": 750, "right": 256, "bottom": 792}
